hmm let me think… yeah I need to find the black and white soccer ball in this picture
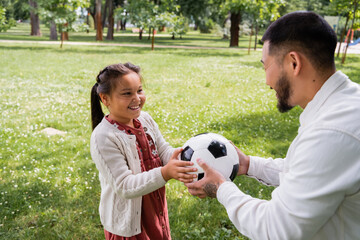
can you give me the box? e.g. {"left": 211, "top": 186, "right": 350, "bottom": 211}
{"left": 180, "top": 133, "right": 239, "bottom": 182}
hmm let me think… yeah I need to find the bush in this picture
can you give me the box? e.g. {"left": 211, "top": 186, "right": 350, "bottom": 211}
{"left": 199, "top": 18, "right": 214, "bottom": 34}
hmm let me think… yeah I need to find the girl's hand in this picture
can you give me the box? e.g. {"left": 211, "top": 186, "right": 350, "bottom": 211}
{"left": 161, "top": 148, "right": 197, "bottom": 183}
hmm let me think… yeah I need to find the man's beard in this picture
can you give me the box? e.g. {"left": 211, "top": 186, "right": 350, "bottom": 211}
{"left": 275, "top": 73, "right": 294, "bottom": 113}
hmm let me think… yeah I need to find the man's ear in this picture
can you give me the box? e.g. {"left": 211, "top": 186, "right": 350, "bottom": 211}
{"left": 99, "top": 93, "right": 109, "bottom": 107}
{"left": 287, "top": 51, "right": 301, "bottom": 76}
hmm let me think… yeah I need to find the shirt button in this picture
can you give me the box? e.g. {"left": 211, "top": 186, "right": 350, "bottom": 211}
{"left": 138, "top": 132, "right": 142, "bottom": 135}
{"left": 159, "top": 211, "right": 163, "bottom": 215}
{"left": 144, "top": 148, "right": 147, "bottom": 151}
{"left": 162, "top": 225, "right": 165, "bottom": 229}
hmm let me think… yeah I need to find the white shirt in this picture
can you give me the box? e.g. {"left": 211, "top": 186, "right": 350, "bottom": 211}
{"left": 217, "top": 71, "right": 360, "bottom": 240}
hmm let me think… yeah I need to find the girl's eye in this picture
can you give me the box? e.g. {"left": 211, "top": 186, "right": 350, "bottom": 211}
{"left": 138, "top": 89, "right": 143, "bottom": 93}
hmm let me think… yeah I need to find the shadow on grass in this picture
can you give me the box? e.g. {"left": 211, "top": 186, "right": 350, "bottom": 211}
{"left": 167, "top": 109, "right": 301, "bottom": 239}
{"left": 208, "top": 108, "right": 301, "bottom": 158}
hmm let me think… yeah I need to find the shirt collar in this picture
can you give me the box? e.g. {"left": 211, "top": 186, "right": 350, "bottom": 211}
{"left": 299, "top": 71, "right": 348, "bottom": 127}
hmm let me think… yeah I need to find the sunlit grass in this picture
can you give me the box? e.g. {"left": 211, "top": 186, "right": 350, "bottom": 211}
{"left": 1, "top": 40, "right": 359, "bottom": 239}
{"left": 0, "top": 22, "right": 258, "bottom": 49}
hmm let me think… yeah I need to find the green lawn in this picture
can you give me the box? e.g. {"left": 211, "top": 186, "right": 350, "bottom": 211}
{"left": 0, "top": 22, "right": 259, "bottom": 49}
{"left": 0, "top": 30, "right": 359, "bottom": 239}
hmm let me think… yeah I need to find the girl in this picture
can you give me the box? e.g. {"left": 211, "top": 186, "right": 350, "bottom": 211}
{"left": 90, "top": 62, "right": 196, "bottom": 239}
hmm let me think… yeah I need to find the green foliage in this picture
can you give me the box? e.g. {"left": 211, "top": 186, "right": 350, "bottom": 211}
{"left": 199, "top": 18, "right": 214, "bottom": 33}
{"left": 0, "top": 7, "right": 16, "bottom": 32}
{"left": 40, "top": 0, "right": 89, "bottom": 33}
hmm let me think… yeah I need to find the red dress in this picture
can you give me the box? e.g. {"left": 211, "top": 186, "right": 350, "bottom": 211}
{"left": 104, "top": 116, "right": 171, "bottom": 240}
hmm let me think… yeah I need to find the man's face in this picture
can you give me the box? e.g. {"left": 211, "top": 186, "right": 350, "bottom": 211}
{"left": 261, "top": 41, "right": 294, "bottom": 113}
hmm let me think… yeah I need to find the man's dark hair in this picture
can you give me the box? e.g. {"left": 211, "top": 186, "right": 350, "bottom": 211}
{"left": 261, "top": 11, "right": 337, "bottom": 71}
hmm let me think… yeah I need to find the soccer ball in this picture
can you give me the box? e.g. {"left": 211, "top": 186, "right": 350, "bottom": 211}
{"left": 180, "top": 133, "right": 239, "bottom": 182}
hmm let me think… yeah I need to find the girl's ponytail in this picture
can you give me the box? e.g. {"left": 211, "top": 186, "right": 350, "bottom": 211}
{"left": 91, "top": 83, "right": 104, "bottom": 130}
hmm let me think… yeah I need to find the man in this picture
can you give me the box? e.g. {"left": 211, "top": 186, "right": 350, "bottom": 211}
{"left": 185, "top": 11, "right": 360, "bottom": 239}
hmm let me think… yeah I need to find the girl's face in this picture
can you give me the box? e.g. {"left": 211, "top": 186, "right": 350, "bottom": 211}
{"left": 100, "top": 72, "right": 146, "bottom": 127}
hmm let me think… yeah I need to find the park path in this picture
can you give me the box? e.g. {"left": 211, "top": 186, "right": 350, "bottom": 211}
{"left": 1, "top": 39, "right": 360, "bottom": 54}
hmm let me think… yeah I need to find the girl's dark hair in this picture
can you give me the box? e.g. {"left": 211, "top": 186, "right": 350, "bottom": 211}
{"left": 91, "top": 62, "right": 142, "bottom": 130}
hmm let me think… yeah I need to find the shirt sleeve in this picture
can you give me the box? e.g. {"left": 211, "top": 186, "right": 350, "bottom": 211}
{"left": 217, "top": 128, "right": 359, "bottom": 239}
{"left": 247, "top": 156, "right": 284, "bottom": 186}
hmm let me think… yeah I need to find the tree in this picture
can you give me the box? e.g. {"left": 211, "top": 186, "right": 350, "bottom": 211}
{"left": 106, "top": 0, "right": 114, "bottom": 40}
{"left": 168, "top": 13, "right": 188, "bottom": 39}
{"left": 114, "top": 6, "right": 128, "bottom": 31}
{"left": 95, "top": 0, "right": 102, "bottom": 40}
{"left": 328, "top": 0, "right": 360, "bottom": 60}
{"left": 29, "top": 0, "right": 41, "bottom": 36}
{"left": 222, "top": 0, "right": 250, "bottom": 47}
{"left": 0, "top": 5, "right": 16, "bottom": 32}
{"left": 247, "top": 0, "right": 284, "bottom": 52}
{"left": 340, "top": 0, "right": 359, "bottom": 64}
{"left": 41, "top": 0, "right": 89, "bottom": 45}
{"left": 176, "top": 0, "right": 209, "bottom": 30}
{"left": 127, "top": 0, "right": 153, "bottom": 40}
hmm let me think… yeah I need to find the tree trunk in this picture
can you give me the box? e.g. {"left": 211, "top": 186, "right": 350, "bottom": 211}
{"left": 116, "top": 20, "right": 120, "bottom": 32}
{"left": 121, "top": 17, "right": 126, "bottom": 30}
{"left": 248, "top": 24, "right": 253, "bottom": 54}
{"left": 86, "top": 12, "right": 90, "bottom": 33}
{"left": 61, "top": 31, "right": 69, "bottom": 41}
{"left": 254, "top": 24, "right": 258, "bottom": 50}
{"left": 50, "top": 20, "right": 57, "bottom": 40}
{"left": 60, "top": 23, "right": 69, "bottom": 41}
{"left": 106, "top": 0, "right": 114, "bottom": 40}
{"left": 139, "top": 29, "right": 143, "bottom": 40}
{"left": 87, "top": 5, "right": 96, "bottom": 30}
{"left": 29, "top": 0, "right": 41, "bottom": 36}
{"left": 230, "top": 12, "right": 241, "bottom": 47}
{"left": 342, "top": 0, "right": 358, "bottom": 64}
{"left": 151, "top": 28, "right": 155, "bottom": 50}
{"left": 96, "top": 0, "right": 103, "bottom": 41}
{"left": 102, "top": 0, "right": 109, "bottom": 30}
{"left": 337, "top": 15, "right": 350, "bottom": 58}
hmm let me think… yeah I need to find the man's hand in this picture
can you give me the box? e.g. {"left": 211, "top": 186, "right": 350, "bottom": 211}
{"left": 185, "top": 159, "right": 226, "bottom": 198}
{"left": 230, "top": 142, "right": 250, "bottom": 176}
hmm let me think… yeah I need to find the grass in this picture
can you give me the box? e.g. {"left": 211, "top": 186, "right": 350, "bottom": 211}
{"left": 0, "top": 26, "right": 359, "bottom": 239}
{"left": 0, "top": 23, "right": 258, "bottom": 49}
